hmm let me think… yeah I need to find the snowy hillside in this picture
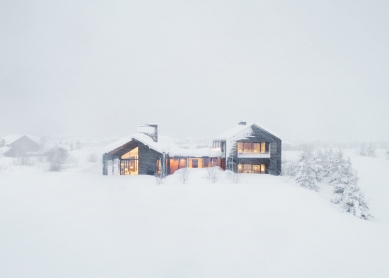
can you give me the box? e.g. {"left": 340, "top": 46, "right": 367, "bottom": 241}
{"left": 0, "top": 149, "right": 389, "bottom": 277}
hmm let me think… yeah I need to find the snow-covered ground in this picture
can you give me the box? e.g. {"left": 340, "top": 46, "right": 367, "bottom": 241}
{"left": 0, "top": 149, "right": 389, "bottom": 278}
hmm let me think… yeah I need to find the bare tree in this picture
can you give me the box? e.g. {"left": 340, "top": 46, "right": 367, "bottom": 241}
{"left": 178, "top": 167, "right": 190, "bottom": 184}
{"left": 206, "top": 166, "right": 222, "bottom": 183}
{"left": 87, "top": 153, "right": 99, "bottom": 163}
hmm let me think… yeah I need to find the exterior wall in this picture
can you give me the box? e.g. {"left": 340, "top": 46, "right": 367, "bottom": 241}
{"left": 138, "top": 141, "right": 163, "bottom": 175}
{"left": 226, "top": 125, "right": 281, "bottom": 175}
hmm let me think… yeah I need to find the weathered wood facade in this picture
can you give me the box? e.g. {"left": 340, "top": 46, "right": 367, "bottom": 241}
{"left": 103, "top": 122, "right": 281, "bottom": 176}
{"left": 103, "top": 139, "right": 165, "bottom": 176}
{"left": 213, "top": 123, "right": 282, "bottom": 175}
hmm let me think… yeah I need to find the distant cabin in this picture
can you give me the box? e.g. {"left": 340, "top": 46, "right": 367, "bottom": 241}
{"left": 2, "top": 135, "right": 40, "bottom": 157}
{"left": 102, "top": 122, "right": 281, "bottom": 176}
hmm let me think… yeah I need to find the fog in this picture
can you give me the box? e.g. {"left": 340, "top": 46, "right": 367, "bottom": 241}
{"left": 1, "top": 0, "right": 388, "bottom": 142}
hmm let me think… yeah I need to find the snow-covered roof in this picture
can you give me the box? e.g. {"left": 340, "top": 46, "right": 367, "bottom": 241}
{"left": 1, "top": 134, "right": 40, "bottom": 145}
{"left": 104, "top": 133, "right": 221, "bottom": 158}
{"left": 214, "top": 123, "right": 280, "bottom": 141}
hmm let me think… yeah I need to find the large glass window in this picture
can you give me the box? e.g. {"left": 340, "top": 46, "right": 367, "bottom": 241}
{"left": 237, "top": 164, "right": 266, "bottom": 174}
{"left": 237, "top": 142, "right": 268, "bottom": 153}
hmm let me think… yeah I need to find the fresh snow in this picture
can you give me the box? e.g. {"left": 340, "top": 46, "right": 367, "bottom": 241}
{"left": 104, "top": 133, "right": 221, "bottom": 158}
{"left": 0, "top": 149, "right": 389, "bottom": 277}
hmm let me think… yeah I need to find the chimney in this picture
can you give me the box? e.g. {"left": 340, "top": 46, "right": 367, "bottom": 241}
{"left": 138, "top": 124, "right": 158, "bottom": 142}
{"left": 238, "top": 121, "right": 246, "bottom": 125}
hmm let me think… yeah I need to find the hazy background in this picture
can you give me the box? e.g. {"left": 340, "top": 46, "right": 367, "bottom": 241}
{"left": 1, "top": 0, "right": 388, "bottom": 142}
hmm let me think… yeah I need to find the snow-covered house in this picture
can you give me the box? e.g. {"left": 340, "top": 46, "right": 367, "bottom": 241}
{"left": 213, "top": 122, "right": 281, "bottom": 175}
{"left": 102, "top": 122, "right": 281, "bottom": 176}
{"left": 2, "top": 135, "right": 41, "bottom": 157}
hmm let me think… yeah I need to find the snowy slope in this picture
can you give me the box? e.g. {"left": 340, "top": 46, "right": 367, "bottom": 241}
{"left": 0, "top": 149, "right": 389, "bottom": 278}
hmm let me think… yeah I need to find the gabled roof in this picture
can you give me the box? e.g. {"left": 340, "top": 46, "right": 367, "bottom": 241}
{"left": 214, "top": 123, "right": 280, "bottom": 141}
{"left": 104, "top": 133, "right": 222, "bottom": 158}
{"left": 2, "top": 135, "right": 40, "bottom": 145}
{"left": 104, "top": 133, "right": 163, "bottom": 154}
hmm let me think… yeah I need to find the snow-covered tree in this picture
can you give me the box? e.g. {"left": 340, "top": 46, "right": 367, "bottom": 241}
{"left": 321, "top": 149, "right": 333, "bottom": 177}
{"left": 294, "top": 150, "right": 319, "bottom": 191}
{"left": 69, "top": 141, "right": 75, "bottom": 151}
{"left": 342, "top": 183, "right": 372, "bottom": 220}
{"left": 75, "top": 140, "right": 81, "bottom": 150}
{"left": 328, "top": 150, "right": 344, "bottom": 183}
{"left": 331, "top": 158, "right": 357, "bottom": 204}
{"left": 312, "top": 149, "right": 324, "bottom": 182}
{"left": 366, "top": 142, "right": 376, "bottom": 157}
{"left": 359, "top": 143, "right": 367, "bottom": 156}
{"left": 330, "top": 157, "right": 372, "bottom": 220}
{"left": 0, "top": 138, "right": 5, "bottom": 147}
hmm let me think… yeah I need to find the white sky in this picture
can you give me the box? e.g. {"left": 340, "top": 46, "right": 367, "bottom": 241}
{"left": 1, "top": 0, "right": 388, "bottom": 142}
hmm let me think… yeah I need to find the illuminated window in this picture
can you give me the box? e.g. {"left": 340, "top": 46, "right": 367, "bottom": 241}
{"left": 261, "top": 143, "right": 266, "bottom": 153}
{"left": 237, "top": 142, "right": 268, "bottom": 153}
{"left": 243, "top": 164, "right": 252, "bottom": 173}
{"left": 261, "top": 164, "right": 266, "bottom": 173}
{"left": 238, "top": 142, "right": 244, "bottom": 152}
{"left": 253, "top": 143, "right": 260, "bottom": 152}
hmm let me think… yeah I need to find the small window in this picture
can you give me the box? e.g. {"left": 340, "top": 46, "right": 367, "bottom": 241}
{"left": 192, "top": 159, "right": 198, "bottom": 168}
{"left": 261, "top": 164, "right": 266, "bottom": 173}
{"left": 203, "top": 158, "right": 209, "bottom": 167}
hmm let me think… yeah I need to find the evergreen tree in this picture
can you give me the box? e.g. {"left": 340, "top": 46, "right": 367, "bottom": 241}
{"left": 342, "top": 183, "right": 372, "bottom": 220}
{"left": 75, "top": 140, "right": 81, "bottom": 150}
{"left": 330, "top": 157, "right": 372, "bottom": 220}
{"left": 366, "top": 142, "right": 376, "bottom": 157}
{"left": 295, "top": 150, "right": 319, "bottom": 191}
{"left": 359, "top": 142, "right": 367, "bottom": 156}
{"left": 328, "top": 150, "right": 343, "bottom": 183}
{"left": 312, "top": 149, "right": 324, "bottom": 182}
{"left": 322, "top": 149, "right": 333, "bottom": 177}
{"left": 331, "top": 158, "right": 357, "bottom": 204}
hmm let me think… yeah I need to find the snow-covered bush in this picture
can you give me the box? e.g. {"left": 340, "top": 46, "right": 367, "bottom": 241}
{"left": 281, "top": 159, "right": 298, "bottom": 177}
{"left": 177, "top": 167, "right": 190, "bottom": 184}
{"left": 47, "top": 147, "right": 69, "bottom": 172}
{"left": 294, "top": 150, "right": 319, "bottom": 191}
{"left": 230, "top": 172, "right": 241, "bottom": 184}
{"left": 87, "top": 153, "right": 99, "bottom": 163}
{"left": 206, "top": 166, "right": 222, "bottom": 183}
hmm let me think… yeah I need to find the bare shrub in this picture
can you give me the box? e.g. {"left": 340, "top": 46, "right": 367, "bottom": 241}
{"left": 231, "top": 172, "right": 242, "bottom": 184}
{"left": 207, "top": 166, "right": 222, "bottom": 183}
{"left": 178, "top": 167, "right": 190, "bottom": 184}
{"left": 155, "top": 175, "right": 163, "bottom": 185}
{"left": 13, "top": 157, "right": 34, "bottom": 166}
{"left": 87, "top": 153, "right": 99, "bottom": 163}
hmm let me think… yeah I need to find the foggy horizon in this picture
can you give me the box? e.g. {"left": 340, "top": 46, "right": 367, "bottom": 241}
{"left": 1, "top": 1, "right": 388, "bottom": 142}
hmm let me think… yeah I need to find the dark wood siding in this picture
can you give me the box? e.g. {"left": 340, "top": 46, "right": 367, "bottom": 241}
{"left": 227, "top": 124, "right": 281, "bottom": 175}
